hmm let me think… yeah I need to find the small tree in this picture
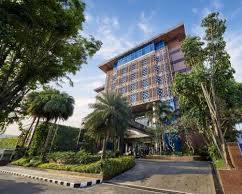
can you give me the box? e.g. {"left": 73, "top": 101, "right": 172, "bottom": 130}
{"left": 84, "top": 92, "right": 130, "bottom": 159}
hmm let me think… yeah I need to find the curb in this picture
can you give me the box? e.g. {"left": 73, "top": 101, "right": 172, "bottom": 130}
{"left": 0, "top": 169, "right": 102, "bottom": 188}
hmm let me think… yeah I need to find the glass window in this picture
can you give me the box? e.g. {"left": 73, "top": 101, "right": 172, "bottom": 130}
{"left": 142, "top": 91, "right": 150, "bottom": 102}
{"left": 119, "top": 87, "right": 126, "bottom": 94}
{"left": 157, "top": 88, "right": 163, "bottom": 98}
{"left": 142, "top": 67, "right": 148, "bottom": 76}
{"left": 131, "top": 63, "right": 136, "bottom": 71}
{"left": 130, "top": 73, "right": 136, "bottom": 81}
{"left": 130, "top": 83, "right": 136, "bottom": 92}
{"left": 130, "top": 94, "right": 137, "bottom": 104}
{"left": 121, "top": 68, "right": 126, "bottom": 74}
{"left": 154, "top": 65, "right": 160, "bottom": 73}
{"left": 142, "top": 79, "right": 149, "bottom": 88}
{"left": 155, "top": 76, "right": 162, "bottom": 84}
{"left": 120, "top": 76, "right": 126, "bottom": 84}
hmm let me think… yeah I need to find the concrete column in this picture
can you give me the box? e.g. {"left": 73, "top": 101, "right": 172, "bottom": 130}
{"left": 125, "top": 143, "right": 128, "bottom": 153}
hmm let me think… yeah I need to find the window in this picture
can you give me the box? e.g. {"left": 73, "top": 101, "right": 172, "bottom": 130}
{"left": 130, "top": 83, "right": 136, "bottom": 92}
{"left": 142, "top": 91, "right": 150, "bottom": 102}
{"left": 130, "top": 63, "right": 136, "bottom": 71}
{"left": 121, "top": 68, "right": 126, "bottom": 74}
{"left": 130, "top": 73, "right": 136, "bottom": 81}
{"left": 142, "top": 67, "right": 148, "bottom": 76}
{"left": 154, "top": 65, "right": 160, "bottom": 74}
{"left": 155, "top": 76, "right": 162, "bottom": 84}
{"left": 157, "top": 88, "right": 163, "bottom": 98}
{"left": 142, "top": 79, "right": 149, "bottom": 88}
{"left": 119, "top": 87, "right": 126, "bottom": 94}
{"left": 120, "top": 76, "right": 126, "bottom": 84}
{"left": 130, "top": 94, "right": 137, "bottom": 104}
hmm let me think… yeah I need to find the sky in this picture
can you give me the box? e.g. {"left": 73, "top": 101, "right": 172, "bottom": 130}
{"left": 4, "top": 0, "right": 242, "bottom": 136}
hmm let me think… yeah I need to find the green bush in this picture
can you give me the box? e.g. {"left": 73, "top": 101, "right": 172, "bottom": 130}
{"left": 48, "top": 151, "right": 77, "bottom": 164}
{"left": 38, "top": 161, "right": 101, "bottom": 173}
{"left": 0, "top": 137, "right": 18, "bottom": 149}
{"left": 102, "top": 156, "right": 135, "bottom": 179}
{"left": 11, "top": 157, "right": 30, "bottom": 166}
{"left": 48, "top": 150, "right": 101, "bottom": 165}
{"left": 25, "top": 156, "right": 42, "bottom": 167}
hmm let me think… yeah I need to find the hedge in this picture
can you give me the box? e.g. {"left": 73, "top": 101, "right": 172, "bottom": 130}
{"left": 102, "top": 156, "right": 135, "bottom": 179}
{"left": 11, "top": 156, "right": 135, "bottom": 179}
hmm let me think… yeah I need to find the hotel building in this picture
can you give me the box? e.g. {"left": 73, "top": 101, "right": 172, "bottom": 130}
{"left": 95, "top": 24, "right": 188, "bottom": 119}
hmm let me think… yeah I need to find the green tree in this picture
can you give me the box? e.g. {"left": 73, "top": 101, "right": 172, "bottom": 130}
{"left": 146, "top": 101, "right": 175, "bottom": 153}
{"left": 84, "top": 92, "right": 130, "bottom": 159}
{"left": 39, "top": 89, "right": 75, "bottom": 161}
{"left": 0, "top": 0, "right": 101, "bottom": 132}
{"left": 173, "top": 12, "right": 242, "bottom": 165}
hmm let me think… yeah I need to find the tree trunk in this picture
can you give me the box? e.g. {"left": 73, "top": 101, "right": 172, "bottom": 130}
{"left": 101, "top": 136, "right": 107, "bottom": 160}
{"left": 49, "top": 123, "right": 59, "bottom": 152}
{"left": 27, "top": 117, "right": 40, "bottom": 148}
{"left": 201, "top": 83, "right": 230, "bottom": 166}
{"left": 162, "top": 132, "right": 165, "bottom": 152}
{"left": 20, "top": 117, "right": 36, "bottom": 147}
{"left": 41, "top": 121, "right": 54, "bottom": 162}
{"left": 119, "top": 135, "right": 124, "bottom": 155}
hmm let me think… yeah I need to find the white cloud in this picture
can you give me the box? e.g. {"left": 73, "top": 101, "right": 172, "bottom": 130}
{"left": 192, "top": 8, "right": 198, "bottom": 14}
{"left": 59, "top": 96, "right": 96, "bottom": 127}
{"left": 211, "top": 0, "right": 223, "bottom": 9}
{"left": 137, "top": 11, "right": 154, "bottom": 35}
{"left": 85, "top": 12, "right": 93, "bottom": 23}
{"left": 94, "top": 16, "right": 135, "bottom": 59}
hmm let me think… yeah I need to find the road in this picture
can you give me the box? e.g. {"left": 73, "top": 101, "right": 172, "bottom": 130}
{"left": 0, "top": 172, "right": 164, "bottom": 194}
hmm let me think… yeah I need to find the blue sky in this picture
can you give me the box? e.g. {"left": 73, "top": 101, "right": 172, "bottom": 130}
{"left": 5, "top": 0, "right": 242, "bottom": 135}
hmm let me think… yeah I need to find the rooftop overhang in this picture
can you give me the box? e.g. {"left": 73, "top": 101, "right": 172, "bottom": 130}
{"left": 99, "top": 23, "right": 186, "bottom": 73}
{"left": 125, "top": 127, "right": 150, "bottom": 139}
{"left": 94, "top": 85, "right": 105, "bottom": 93}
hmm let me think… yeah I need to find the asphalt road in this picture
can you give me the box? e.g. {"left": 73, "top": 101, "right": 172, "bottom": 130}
{"left": 0, "top": 172, "right": 163, "bottom": 194}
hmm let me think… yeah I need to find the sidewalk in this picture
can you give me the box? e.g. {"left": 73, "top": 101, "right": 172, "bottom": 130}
{"left": 0, "top": 165, "right": 102, "bottom": 188}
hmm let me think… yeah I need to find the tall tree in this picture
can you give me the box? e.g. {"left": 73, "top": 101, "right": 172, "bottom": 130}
{"left": 0, "top": 0, "right": 101, "bottom": 132}
{"left": 84, "top": 92, "right": 130, "bottom": 159}
{"left": 173, "top": 12, "right": 242, "bottom": 166}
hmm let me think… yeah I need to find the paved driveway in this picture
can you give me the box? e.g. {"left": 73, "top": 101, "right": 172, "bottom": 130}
{"left": 110, "top": 159, "right": 216, "bottom": 194}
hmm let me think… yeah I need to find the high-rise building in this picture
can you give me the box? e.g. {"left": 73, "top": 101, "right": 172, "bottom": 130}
{"left": 95, "top": 24, "right": 188, "bottom": 119}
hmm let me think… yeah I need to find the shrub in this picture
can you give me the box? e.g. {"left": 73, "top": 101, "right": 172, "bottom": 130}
{"left": 11, "top": 157, "right": 30, "bottom": 166}
{"left": 26, "top": 156, "right": 42, "bottom": 167}
{"left": 48, "top": 150, "right": 101, "bottom": 165}
{"left": 38, "top": 161, "right": 101, "bottom": 173}
{"left": 102, "top": 156, "right": 135, "bottom": 179}
{"left": 48, "top": 151, "right": 77, "bottom": 164}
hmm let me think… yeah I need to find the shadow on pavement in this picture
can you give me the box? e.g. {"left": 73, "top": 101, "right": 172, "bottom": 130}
{"left": 0, "top": 178, "right": 46, "bottom": 194}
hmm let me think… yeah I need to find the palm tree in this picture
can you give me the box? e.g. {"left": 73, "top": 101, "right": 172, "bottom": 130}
{"left": 145, "top": 101, "right": 175, "bottom": 153}
{"left": 19, "top": 91, "right": 48, "bottom": 147}
{"left": 40, "top": 90, "right": 75, "bottom": 161}
{"left": 84, "top": 92, "right": 130, "bottom": 159}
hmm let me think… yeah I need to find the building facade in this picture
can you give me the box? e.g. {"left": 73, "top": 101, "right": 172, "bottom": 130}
{"left": 95, "top": 24, "right": 189, "bottom": 154}
{"left": 95, "top": 24, "right": 188, "bottom": 115}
